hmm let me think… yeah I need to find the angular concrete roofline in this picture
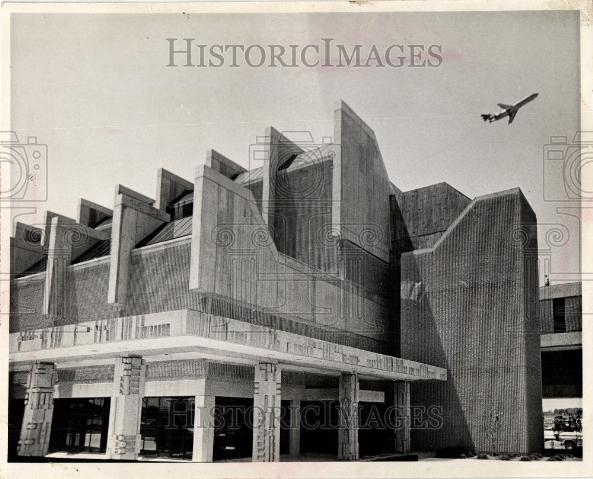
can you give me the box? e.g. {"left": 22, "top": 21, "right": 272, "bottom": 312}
{"left": 115, "top": 184, "right": 155, "bottom": 205}
{"left": 263, "top": 126, "right": 307, "bottom": 150}
{"left": 11, "top": 221, "right": 44, "bottom": 240}
{"left": 157, "top": 168, "right": 193, "bottom": 190}
{"left": 398, "top": 182, "right": 471, "bottom": 202}
{"left": 77, "top": 198, "right": 112, "bottom": 219}
{"left": 205, "top": 149, "right": 247, "bottom": 180}
{"left": 334, "top": 99, "right": 378, "bottom": 141}
{"left": 155, "top": 168, "right": 193, "bottom": 210}
{"left": 408, "top": 187, "right": 535, "bottom": 256}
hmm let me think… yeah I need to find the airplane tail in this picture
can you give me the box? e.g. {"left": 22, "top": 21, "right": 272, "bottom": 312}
{"left": 481, "top": 114, "right": 491, "bottom": 122}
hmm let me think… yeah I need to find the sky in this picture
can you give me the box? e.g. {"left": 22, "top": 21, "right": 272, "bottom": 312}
{"left": 9, "top": 10, "right": 581, "bottom": 282}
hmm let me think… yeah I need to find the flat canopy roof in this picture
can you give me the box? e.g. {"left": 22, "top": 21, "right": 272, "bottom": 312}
{"left": 10, "top": 309, "right": 447, "bottom": 382}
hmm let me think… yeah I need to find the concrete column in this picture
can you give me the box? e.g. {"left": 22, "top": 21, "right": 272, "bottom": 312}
{"left": 43, "top": 216, "right": 73, "bottom": 319}
{"left": 288, "top": 399, "right": 301, "bottom": 457}
{"left": 252, "top": 362, "right": 281, "bottom": 462}
{"left": 338, "top": 372, "right": 359, "bottom": 461}
{"left": 107, "top": 355, "right": 145, "bottom": 460}
{"left": 108, "top": 186, "right": 169, "bottom": 305}
{"left": 42, "top": 212, "right": 109, "bottom": 321}
{"left": 193, "top": 393, "right": 215, "bottom": 462}
{"left": 17, "top": 362, "right": 57, "bottom": 457}
{"left": 393, "top": 381, "right": 411, "bottom": 454}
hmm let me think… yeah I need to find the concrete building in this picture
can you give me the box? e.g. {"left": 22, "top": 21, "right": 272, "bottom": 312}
{"left": 539, "top": 282, "right": 582, "bottom": 402}
{"left": 8, "top": 101, "right": 542, "bottom": 461}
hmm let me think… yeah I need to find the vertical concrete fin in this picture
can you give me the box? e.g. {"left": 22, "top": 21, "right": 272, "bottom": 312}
{"left": 206, "top": 149, "right": 247, "bottom": 180}
{"left": 78, "top": 198, "right": 113, "bottom": 228}
{"left": 155, "top": 168, "right": 193, "bottom": 211}
{"left": 332, "top": 100, "right": 391, "bottom": 262}
{"left": 11, "top": 222, "right": 45, "bottom": 275}
{"left": 42, "top": 215, "right": 75, "bottom": 319}
{"left": 40, "top": 210, "right": 111, "bottom": 318}
{"left": 108, "top": 187, "right": 169, "bottom": 305}
{"left": 189, "top": 165, "right": 218, "bottom": 293}
{"left": 189, "top": 164, "right": 277, "bottom": 296}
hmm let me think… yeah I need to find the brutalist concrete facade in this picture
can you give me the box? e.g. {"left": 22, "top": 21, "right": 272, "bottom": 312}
{"left": 8, "top": 100, "right": 542, "bottom": 461}
{"left": 396, "top": 186, "right": 543, "bottom": 453}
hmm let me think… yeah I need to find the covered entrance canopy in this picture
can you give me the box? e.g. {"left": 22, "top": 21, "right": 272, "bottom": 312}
{"left": 10, "top": 309, "right": 447, "bottom": 382}
{"left": 9, "top": 309, "right": 447, "bottom": 462}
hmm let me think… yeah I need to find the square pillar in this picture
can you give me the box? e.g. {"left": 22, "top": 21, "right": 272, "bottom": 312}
{"left": 338, "top": 372, "right": 359, "bottom": 461}
{"left": 17, "top": 362, "right": 57, "bottom": 457}
{"left": 193, "top": 393, "right": 215, "bottom": 462}
{"left": 43, "top": 216, "right": 73, "bottom": 320}
{"left": 107, "top": 355, "right": 145, "bottom": 460}
{"left": 393, "top": 381, "right": 411, "bottom": 453}
{"left": 108, "top": 186, "right": 168, "bottom": 305}
{"left": 288, "top": 400, "right": 301, "bottom": 457}
{"left": 252, "top": 362, "right": 281, "bottom": 462}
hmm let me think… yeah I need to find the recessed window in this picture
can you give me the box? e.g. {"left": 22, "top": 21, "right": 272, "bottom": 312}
{"left": 553, "top": 297, "right": 566, "bottom": 333}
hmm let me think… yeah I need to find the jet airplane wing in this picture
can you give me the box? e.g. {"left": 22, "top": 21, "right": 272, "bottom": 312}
{"left": 507, "top": 109, "right": 518, "bottom": 124}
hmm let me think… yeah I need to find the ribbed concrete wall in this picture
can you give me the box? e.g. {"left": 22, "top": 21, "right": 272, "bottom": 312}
{"left": 338, "top": 240, "right": 390, "bottom": 300}
{"left": 271, "top": 160, "right": 335, "bottom": 273}
{"left": 392, "top": 183, "right": 471, "bottom": 251}
{"left": 11, "top": 237, "right": 388, "bottom": 353}
{"left": 63, "top": 261, "right": 120, "bottom": 325}
{"left": 400, "top": 189, "right": 542, "bottom": 453}
{"left": 10, "top": 276, "right": 47, "bottom": 332}
{"left": 127, "top": 242, "right": 192, "bottom": 314}
{"left": 390, "top": 183, "right": 471, "bottom": 355}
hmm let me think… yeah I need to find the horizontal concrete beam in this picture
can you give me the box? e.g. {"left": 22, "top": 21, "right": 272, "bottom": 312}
{"left": 303, "top": 388, "right": 384, "bottom": 402}
{"left": 539, "top": 282, "right": 581, "bottom": 299}
{"left": 541, "top": 332, "right": 582, "bottom": 351}
{"left": 9, "top": 309, "right": 447, "bottom": 382}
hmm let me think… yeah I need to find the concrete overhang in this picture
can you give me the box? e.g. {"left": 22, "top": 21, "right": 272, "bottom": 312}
{"left": 10, "top": 309, "right": 447, "bottom": 382}
{"left": 541, "top": 331, "right": 582, "bottom": 351}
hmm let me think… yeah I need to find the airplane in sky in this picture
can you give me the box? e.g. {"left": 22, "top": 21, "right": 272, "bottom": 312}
{"left": 481, "top": 93, "right": 539, "bottom": 124}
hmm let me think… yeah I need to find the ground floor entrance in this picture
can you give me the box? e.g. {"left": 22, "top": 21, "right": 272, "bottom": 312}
{"left": 49, "top": 398, "right": 111, "bottom": 454}
{"left": 140, "top": 396, "right": 194, "bottom": 459}
{"left": 8, "top": 311, "right": 446, "bottom": 462}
